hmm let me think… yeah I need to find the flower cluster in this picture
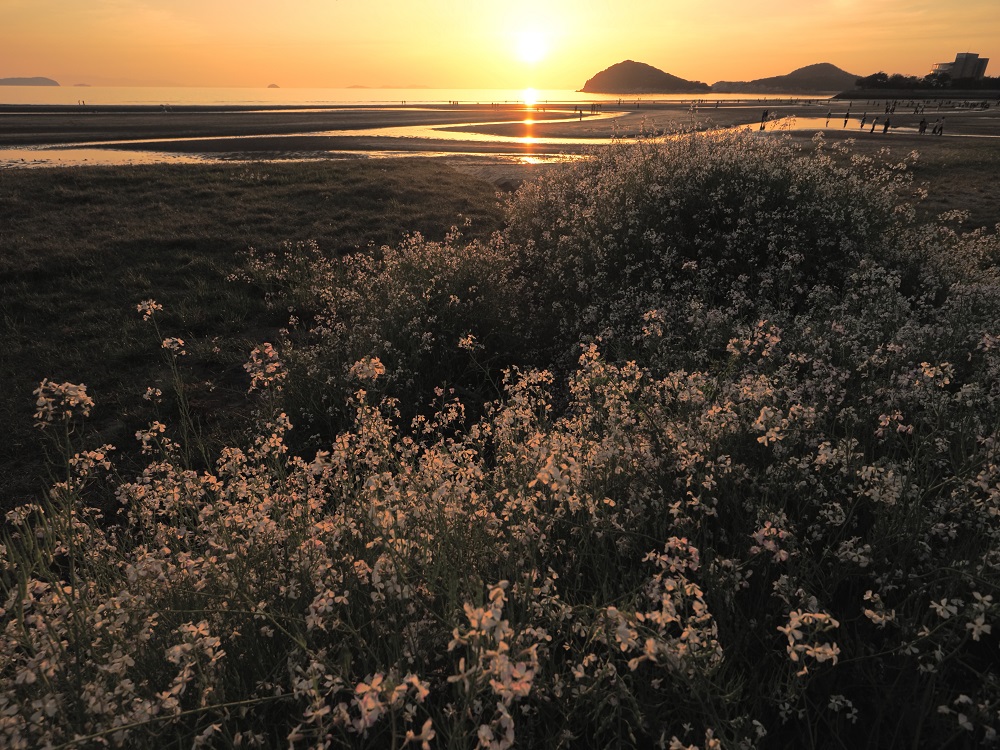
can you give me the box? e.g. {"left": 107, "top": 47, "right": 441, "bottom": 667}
{"left": 161, "top": 337, "right": 186, "bottom": 355}
{"left": 32, "top": 379, "right": 94, "bottom": 427}
{"left": 7, "top": 132, "right": 1000, "bottom": 748}
{"left": 136, "top": 298, "right": 163, "bottom": 320}
{"left": 244, "top": 342, "right": 286, "bottom": 392}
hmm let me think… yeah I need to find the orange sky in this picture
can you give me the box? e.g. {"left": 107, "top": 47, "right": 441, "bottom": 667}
{"left": 2, "top": 0, "right": 998, "bottom": 88}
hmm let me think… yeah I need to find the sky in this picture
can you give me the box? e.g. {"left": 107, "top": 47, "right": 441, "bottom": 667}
{"left": 2, "top": 0, "right": 998, "bottom": 89}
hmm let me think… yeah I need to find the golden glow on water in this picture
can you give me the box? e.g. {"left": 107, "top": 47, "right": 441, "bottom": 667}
{"left": 522, "top": 88, "right": 538, "bottom": 106}
{"left": 523, "top": 114, "right": 535, "bottom": 149}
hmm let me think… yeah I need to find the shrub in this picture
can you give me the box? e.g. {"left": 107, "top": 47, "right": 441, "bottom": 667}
{"left": 241, "top": 228, "right": 528, "bottom": 440}
{"left": 502, "top": 130, "right": 919, "bottom": 370}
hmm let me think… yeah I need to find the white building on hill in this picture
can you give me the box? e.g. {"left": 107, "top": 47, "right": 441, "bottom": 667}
{"left": 931, "top": 52, "right": 989, "bottom": 80}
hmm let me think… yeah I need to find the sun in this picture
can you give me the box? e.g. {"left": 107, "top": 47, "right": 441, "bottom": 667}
{"left": 515, "top": 29, "right": 548, "bottom": 64}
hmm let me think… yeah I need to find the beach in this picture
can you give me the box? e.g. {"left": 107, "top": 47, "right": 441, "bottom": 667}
{"left": 6, "top": 97, "right": 999, "bottom": 222}
{"left": 4, "top": 97, "right": 999, "bottom": 165}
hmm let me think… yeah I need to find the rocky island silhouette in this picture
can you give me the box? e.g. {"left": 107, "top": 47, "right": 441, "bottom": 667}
{"left": 0, "top": 77, "right": 59, "bottom": 86}
{"left": 581, "top": 60, "right": 859, "bottom": 94}
{"left": 581, "top": 60, "right": 710, "bottom": 94}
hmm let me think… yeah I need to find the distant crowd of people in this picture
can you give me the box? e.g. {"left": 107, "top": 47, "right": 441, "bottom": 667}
{"left": 805, "top": 102, "right": 955, "bottom": 136}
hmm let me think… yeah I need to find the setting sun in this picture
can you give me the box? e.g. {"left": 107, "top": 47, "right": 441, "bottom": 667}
{"left": 515, "top": 29, "right": 548, "bottom": 64}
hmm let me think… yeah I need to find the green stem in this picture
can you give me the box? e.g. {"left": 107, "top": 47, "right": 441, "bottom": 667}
{"left": 50, "top": 694, "right": 292, "bottom": 749}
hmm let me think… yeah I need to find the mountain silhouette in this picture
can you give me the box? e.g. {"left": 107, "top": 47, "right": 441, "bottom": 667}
{"left": 581, "top": 60, "right": 710, "bottom": 94}
{"left": 0, "top": 76, "right": 59, "bottom": 86}
{"left": 712, "top": 63, "right": 858, "bottom": 93}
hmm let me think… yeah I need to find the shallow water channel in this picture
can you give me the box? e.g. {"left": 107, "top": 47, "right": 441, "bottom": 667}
{"left": 0, "top": 111, "right": 989, "bottom": 169}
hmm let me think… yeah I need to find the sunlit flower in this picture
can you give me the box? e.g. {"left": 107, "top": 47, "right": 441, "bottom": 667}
{"left": 161, "top": 337, "right": 186, "bottom": 355}
{"left": 349, "top": 356, "right": 386, "bottom": 382}
{"left": 33, "top": 379, "right": 94, "bottom": 427}
{"left": 244, "top": 342, "right": 286, "bottom": 392}
{"left": 136, "top": 298, "right": 163, "bottom": 320}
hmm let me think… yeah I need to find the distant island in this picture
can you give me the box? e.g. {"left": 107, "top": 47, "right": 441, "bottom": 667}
{"left": 0, "top": 76, "right": 59, "bottom": 86}
{"left": 267, "top": 83, "right": 280, "bottom": 88}
{"left": 581, "top": 61, "right": 710, "bottom": 94}
{"left": 712, "top": 63, "right": 859, "bottom": 93}
{"left": 579, "top": 61, "right": 862, "bottom": 95}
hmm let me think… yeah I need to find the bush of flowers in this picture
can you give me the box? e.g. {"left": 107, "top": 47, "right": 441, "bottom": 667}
{"left": 236, "top": 229, "right": 529, "bottom": 440}
{"left": 3, "top": 131, "right": 1000, "bottom": 748}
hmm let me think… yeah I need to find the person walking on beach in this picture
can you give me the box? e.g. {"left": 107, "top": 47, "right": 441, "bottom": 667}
{"left": 760, "top": 109, "right": 768, "bottom": 130}
{"left": 844, "top": 110, "right": 850, "bottom": 127}
{"left": 870, "top": 117, "right": 878, "bottom": 133}
{"left": 919, "top": 118, "right": 927, "bottom": 135}
{"left": 860, "top": 113, "right": 867, "bottom": 129}
{"left": 882, "top": 117, "right": 891, "bottom": 134}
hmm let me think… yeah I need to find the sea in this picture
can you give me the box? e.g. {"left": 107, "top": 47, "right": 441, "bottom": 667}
{"left": 0, "top": 86, "right": 824, "bottom": 107}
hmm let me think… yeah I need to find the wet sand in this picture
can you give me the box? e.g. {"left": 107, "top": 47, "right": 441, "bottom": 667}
{"left": 0, "top": 104, "right": 573, "bottom": 147}
{"left": 3, "top": 101, "right": 1000, "bottom": 220}
{"left": 3, "top": 99, "right": 1000, "bottom": 163}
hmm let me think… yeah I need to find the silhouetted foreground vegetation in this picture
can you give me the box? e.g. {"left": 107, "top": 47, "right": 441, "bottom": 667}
{"left": 4, "top": 132, "right": 1000, "bottom": 748}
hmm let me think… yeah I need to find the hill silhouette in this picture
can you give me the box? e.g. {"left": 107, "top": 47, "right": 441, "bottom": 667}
{"left": 0, "top": 76, "right": 59, "bottom": 86}
{"left": 581, "top": 60, "right": 709, "bottom": 94}
{"left": 712, "top": 63, "right": 858, "bottom": 93}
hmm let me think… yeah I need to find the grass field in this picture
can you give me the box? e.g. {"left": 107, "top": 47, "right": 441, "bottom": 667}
{"left": 0, "top": 159, "right": 504, "bottom": 507}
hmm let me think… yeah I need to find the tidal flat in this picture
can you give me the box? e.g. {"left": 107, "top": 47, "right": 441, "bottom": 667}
{"left": 4, "top": 97, "right": 1000, "bottom": 165}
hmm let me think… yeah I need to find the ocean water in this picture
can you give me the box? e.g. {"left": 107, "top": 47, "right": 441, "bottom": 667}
{"left": 0, "top": 86, "right": 827, "bottom": 107}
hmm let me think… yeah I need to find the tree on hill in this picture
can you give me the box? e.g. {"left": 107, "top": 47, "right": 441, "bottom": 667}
{"left": 857, "top": 70, "right": 1000, "bottom": 91}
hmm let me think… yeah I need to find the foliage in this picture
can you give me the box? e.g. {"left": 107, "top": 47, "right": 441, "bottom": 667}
{"left": 502, "top": 130, "right": 916, "bottom": 371}
{"left": 855, "top": 71, "right": 1000, "bottom": 90}
{"left": 5, "top": 132, "right": 1000, "bottom": 748}
{"left": 238, "top": 228, "right": 527, "bottom": 440}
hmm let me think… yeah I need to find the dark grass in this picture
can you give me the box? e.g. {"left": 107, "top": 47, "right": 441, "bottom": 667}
{"left": 0, "top": 158, "right": 505, "bottom": 508}
{"left": 902, "top": 139, "right": 1000, "bottom": 229}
